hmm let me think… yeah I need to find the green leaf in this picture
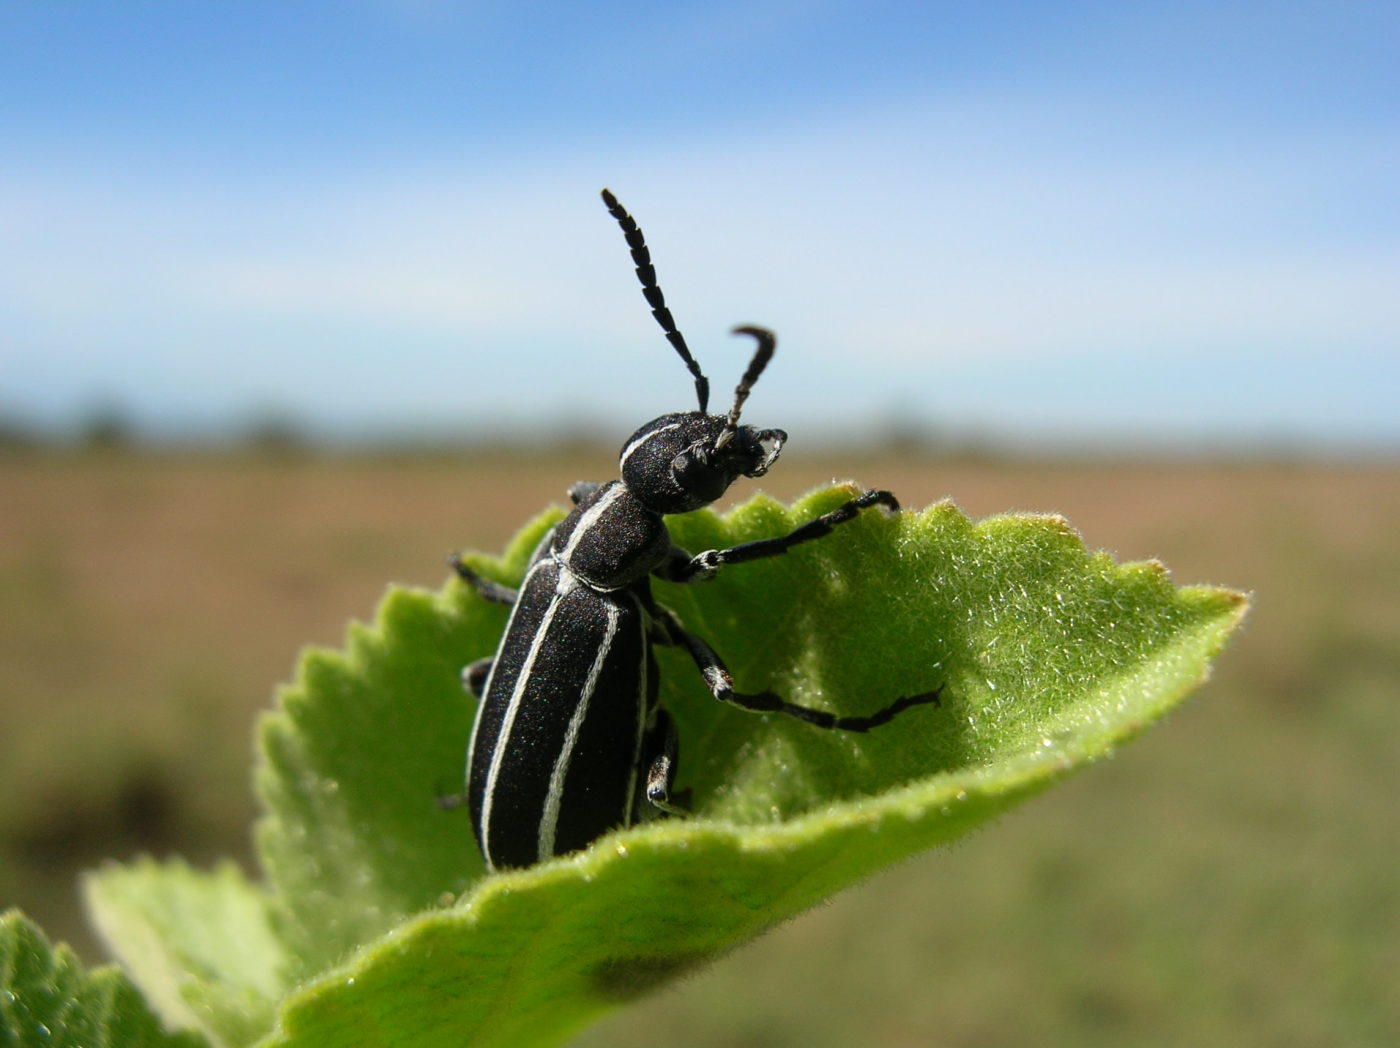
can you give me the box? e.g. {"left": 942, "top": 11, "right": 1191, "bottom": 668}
{"left": 1, "top": 909, "right": 209, "bottom": 1048}
{"left": 90, "top": 487, "right": 1248, "bottom": 1048}
{"left": 81, "top": 858, "right": 285, "bottom": 1048}
{"left": 251, "top": 515, "right": 559, "bottom": 978}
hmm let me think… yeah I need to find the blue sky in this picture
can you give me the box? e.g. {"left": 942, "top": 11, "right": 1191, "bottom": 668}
{"left": 2, "top": 1, "right": 1396, "bottom": 451}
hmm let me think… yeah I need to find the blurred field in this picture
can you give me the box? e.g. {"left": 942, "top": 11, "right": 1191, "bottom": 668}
{"left": 2, "top": 448, "right": 1397, "bottom": 1046}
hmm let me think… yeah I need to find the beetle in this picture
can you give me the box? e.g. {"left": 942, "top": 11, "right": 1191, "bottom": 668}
{"left": 448, "top": 189, "right": 941, "bottom": 871}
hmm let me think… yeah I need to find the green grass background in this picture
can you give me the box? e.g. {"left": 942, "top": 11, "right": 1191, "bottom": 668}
{"left": 2, "top": 449, "right": 1395, "bottom": 1046}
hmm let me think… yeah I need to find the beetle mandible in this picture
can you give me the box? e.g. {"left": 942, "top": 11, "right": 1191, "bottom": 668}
{"left": 448, "top": 189, "right": 941, "bottom": 871}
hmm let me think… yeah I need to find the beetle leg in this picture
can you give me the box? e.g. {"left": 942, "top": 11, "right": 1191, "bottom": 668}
{"left": 658, "top": 489, "right": 900, "bottom": 582}
{"left": 567, "top": 480, "right": 603, "bottom": 505}
{"left": 448, "top": 552, "right": 519, "bottom": 605}
{"left": 440, "top": 655, "right": 495, "bottom": 813}
{"left": 641, "top": 706, "right": 688, "bottom": 817}
{"left": 461, "top": 656, "right": 493, "bottom": 697}
{"left": 652, "top": 605, "right": 940, "bottom": 732}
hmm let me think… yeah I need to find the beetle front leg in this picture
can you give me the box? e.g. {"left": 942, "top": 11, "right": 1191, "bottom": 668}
{"left": 658, "top": 489, "right": 900, "bottom": 583}
{"left": 651, "top": 606, "right": 940, "bottom": 732}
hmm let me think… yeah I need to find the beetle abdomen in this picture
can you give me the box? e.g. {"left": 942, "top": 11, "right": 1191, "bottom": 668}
{"left": 467, "top": 558, "right": 650, "bottom": 869}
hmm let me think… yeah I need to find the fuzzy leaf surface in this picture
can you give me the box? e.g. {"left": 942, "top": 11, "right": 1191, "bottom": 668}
{"left": 244, "top": 487, "right": 1246, "bottom": 1047}
{"left": 82, "top": 858, "right": 284, "bottom": 1048}
{"left": 1, "top": 909, "right": 209, "bottom": 1048}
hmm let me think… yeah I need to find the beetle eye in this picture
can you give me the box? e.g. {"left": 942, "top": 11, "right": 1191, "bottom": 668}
{"left": 671, "top": 443, "right": 728, "bottom": 502}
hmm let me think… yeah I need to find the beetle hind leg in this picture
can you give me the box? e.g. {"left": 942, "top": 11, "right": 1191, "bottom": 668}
{"left": 461, "top": 656, "right": 493, "bottom": 697}
{"left": 448, "top": 553, "right": 519, "bottom": 605}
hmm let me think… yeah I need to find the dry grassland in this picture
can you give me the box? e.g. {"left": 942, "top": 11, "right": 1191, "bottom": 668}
{"left": 2, "top": 449, "right": 1396, "bottom": 1045}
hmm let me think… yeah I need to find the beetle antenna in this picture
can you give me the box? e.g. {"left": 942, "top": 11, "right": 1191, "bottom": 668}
{"left": 600, "top": 188, "right": 710, "bottom": 413}
{"left": 715, "top": 326, "right": 776, "bottom": 449}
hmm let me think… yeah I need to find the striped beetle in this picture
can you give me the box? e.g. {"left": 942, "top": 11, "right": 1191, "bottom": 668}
{"left": 448, "top": 189, "right": 942, "bottom": 871}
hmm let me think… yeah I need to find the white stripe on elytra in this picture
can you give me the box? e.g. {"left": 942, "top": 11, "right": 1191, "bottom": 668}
{"left": 478, "top": 564, "right": 576, "bottom": 869}
{"left": 464, "top": 551, "right": 552, "bottom": 801}
{"left": 537, "top": 599, "right": 620, "bottom": 861}
{"left": 618, "top": 421, "right": 682, "bottom": 476}
{"left": 559, "top": 482, "right": 625, "bottom": 564}
{"left": 623, "top": 604, "right": 649, "bottom": 823}
{"left": 464, "top": 524, "right": 559, "bottom": 791}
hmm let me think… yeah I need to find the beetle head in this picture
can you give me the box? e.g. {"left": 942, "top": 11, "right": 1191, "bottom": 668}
{"left": 620, "top": 411, "right": 786, "bottom": 514}
{"left": 619, "top": 325, "right": 784, "bottom": 513}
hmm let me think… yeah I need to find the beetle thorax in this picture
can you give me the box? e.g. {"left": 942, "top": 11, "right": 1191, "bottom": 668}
{"left": 553, "top": 481, "right": 672, "bottom": 590}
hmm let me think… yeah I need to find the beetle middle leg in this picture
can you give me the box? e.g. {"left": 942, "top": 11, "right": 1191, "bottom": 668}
{"left": 651, "top": 606, "right": 940, "bottom": 733}
{"left": 567, "top": 480, "right": 602, "bottom": 505}
{"left": 640, "top": 705, "right": 688, "bottom": 817}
